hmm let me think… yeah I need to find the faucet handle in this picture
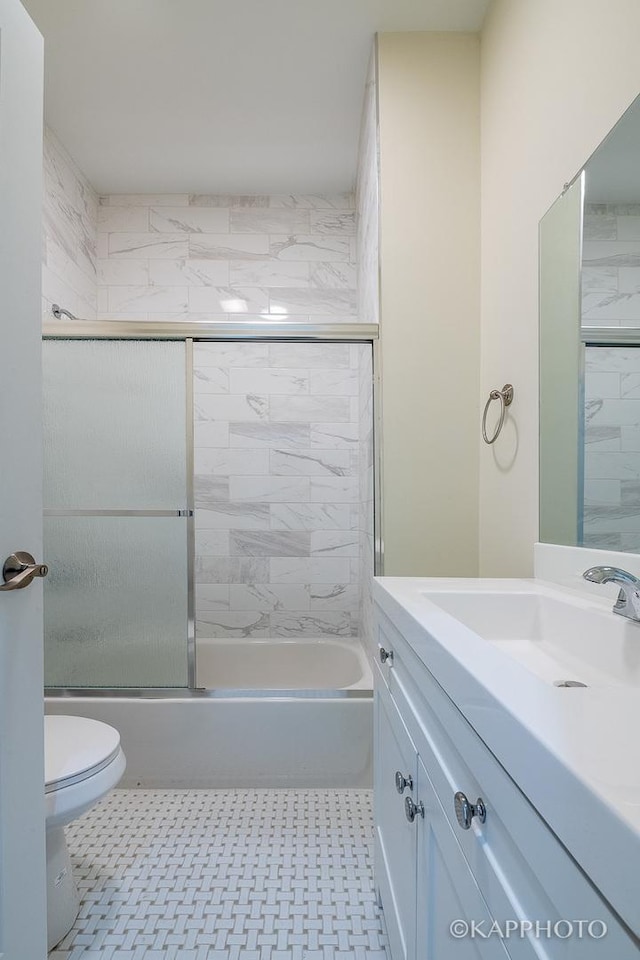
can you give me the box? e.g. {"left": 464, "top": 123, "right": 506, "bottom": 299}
{"left": 614, "top": 583, "right": 640, "bottom": 619}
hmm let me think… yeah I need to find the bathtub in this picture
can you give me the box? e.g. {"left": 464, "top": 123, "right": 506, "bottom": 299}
{"left": 196, "top": 637, "right": 371, "bottom": 689}
{"left": 45, "top": 638, "right": 373, "bottom": 788}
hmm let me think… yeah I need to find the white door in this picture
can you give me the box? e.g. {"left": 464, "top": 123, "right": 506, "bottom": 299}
{"left": 0, "top": 1, "right": 47, "bottom": 957}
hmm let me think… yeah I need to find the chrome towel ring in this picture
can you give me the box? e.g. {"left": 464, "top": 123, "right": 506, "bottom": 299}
{"left": 482, "top": 384, "right": 514, "bottom": 444}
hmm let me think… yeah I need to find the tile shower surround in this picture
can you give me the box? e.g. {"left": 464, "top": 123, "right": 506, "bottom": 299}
{"left": 356, "top": 53, "right": 380, "bottom": 332}
{"left": 582, "top": 205, "right": 640, "bottom": 551}
{"left": 42, "top": 128, "right": 98, "bottom": 324}
{"left": 42, "top": 123, "right": 358, "bottom": 328}
{"left": 355, "top": 50, "right": 379, "bottom": 662}
{"left": 583, "top": 203, "right": 640, "bottom": 327}
{"left": 96, "top": 194, "right": 357, "bottom": 324}
{"left": 42, "top": 126, "right": 358, "bottom": 329}
{"left": 194, "top": 342, "right": 366, "bottom": 641}
{"left": 42, "top": 118, "right": 377, "bottom": 650}
{"left": 583, "top": 345, "right": 640, "bottom": 552}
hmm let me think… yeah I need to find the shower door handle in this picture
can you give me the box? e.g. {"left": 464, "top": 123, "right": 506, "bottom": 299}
{"left": 0, "top": 552, "right": 48, "bottom": 591}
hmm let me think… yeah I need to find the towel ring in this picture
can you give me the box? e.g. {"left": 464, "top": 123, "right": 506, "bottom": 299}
{"left": 482, "top": 384, "right": 514, "bottom": 445}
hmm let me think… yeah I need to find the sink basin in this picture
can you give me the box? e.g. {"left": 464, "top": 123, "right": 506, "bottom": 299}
{"left": 422, "top": 589, "right": 640, "bottom": 687}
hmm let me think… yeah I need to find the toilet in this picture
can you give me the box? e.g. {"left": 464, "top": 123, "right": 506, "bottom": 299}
{"left": 45, "top": 715, "right": 126, "bottom": 951}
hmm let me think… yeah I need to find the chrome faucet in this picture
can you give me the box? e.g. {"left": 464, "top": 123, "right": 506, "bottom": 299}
{"left": 582, "top": 566, "right": 640, "bottom": 621}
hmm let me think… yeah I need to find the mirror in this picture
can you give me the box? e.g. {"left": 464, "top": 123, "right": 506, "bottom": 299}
{"left": 540, "top": 95, "right": 640, "bottom": 553}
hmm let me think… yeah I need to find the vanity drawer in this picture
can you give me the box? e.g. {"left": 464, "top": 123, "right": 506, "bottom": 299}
{"left": 376, "top": 611, "right": 638, "bottom": 957}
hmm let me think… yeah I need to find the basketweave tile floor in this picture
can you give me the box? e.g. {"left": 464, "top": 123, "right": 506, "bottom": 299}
{"left": 50, "top": 789, "right": 389, "bottom": 960}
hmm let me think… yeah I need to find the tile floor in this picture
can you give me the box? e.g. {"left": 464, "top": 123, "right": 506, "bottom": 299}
{"left": 50, "top": 789, "right": 389, "bottom": 960}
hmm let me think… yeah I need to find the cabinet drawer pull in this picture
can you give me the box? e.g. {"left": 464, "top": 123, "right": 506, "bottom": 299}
{"left": 454, "top": 792, "right": 486, "bottom": 830}
{"left": 404, "top": 797, "right": 424, "bottom": 822}
{"left": 379, "top": 646, "right": 394, "bottom": 665}
{"left": 395, "top": 771, "right": 413, "bottom": 794}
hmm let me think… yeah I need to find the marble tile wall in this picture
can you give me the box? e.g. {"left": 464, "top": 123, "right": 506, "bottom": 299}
{"left": 582, "top": 207, "right": 640, "bottom": 550}
{"left": 42, "top": 127, "right": 98, "bottom": 324}
{"left": 41, "top": 130, "right": 376, "bottom": 649}
{"left": 358, "top": 345, "right": 375, "bottom": 655}
{"left": 355, "top": 48, "right": 379, "bottom": 658}
{"left": 583, "top": 204, "right": 640, "bottom": 327}
{"left": 583, "top": 346, "right": 640, "bottom": 552}
{"left": 95, "top": 194, "right": 357, "bottom": 323}
{"left": 356, "top": 51, "right": 380, "bottom": 329}
{"left": 194, "top": 341, "right": 367, "bottom": 640}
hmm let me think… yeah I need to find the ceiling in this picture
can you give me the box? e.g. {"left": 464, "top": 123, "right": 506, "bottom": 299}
{"left": 23, "top": 0, "right": 490, "bottom": 195}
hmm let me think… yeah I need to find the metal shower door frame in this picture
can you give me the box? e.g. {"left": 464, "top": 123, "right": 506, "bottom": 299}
{"left": 43, "top": 321, "right": 381, "bottom": 694}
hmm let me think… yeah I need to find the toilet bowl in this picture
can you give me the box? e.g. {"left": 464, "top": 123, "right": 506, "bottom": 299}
{"left": 45, "top": 715, "right": 126, "bottom": 951}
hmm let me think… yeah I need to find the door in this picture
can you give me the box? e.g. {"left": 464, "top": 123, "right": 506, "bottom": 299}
{"left": 42, "top": 339, "right": 191, "bottom": 689}
{"left": 0, "top": 1, "right": 47, "bottom": 957}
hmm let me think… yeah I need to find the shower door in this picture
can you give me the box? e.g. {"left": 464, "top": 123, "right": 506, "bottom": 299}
{"left": 43, "top": 339, "right": 191, "bottom": 688}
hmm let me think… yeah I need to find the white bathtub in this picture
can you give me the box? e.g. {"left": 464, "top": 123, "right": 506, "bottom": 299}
{"left": 196, "top": 637, "right": 371, "bottom": 690}
{"left": 45, "top": 638, "right": 373, "bottom": 789}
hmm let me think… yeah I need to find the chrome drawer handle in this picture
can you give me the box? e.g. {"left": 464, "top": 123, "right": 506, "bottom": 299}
{"left": 454, "top": 791, "right": 486, "bottom": 830}
{"left": 379, "top": 646, "right": 394, "bottom": 665}
{"left": 395, "top": 771, "right": 413, "bottom": 794}
{"left": 0, "top": 552, "right": 48, "bottom": 592}
{"left": 404, "top": 797, "right": 424, "bottom": 822}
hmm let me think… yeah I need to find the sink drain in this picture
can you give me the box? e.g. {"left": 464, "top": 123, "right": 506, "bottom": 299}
{"left": 553, "top": 680, "right": 588, "bottom": 688}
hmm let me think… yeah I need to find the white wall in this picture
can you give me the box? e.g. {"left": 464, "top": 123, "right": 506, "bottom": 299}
{"left": 378, "top": 32, "right": 480, "bottom": 576}
{"left": 480, "top": 0, "right": 640, "bottom": 575}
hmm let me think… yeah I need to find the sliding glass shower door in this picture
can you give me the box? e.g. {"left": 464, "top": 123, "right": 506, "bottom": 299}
{"left": 43, "top": 339, "right": 191, "bottom": 687}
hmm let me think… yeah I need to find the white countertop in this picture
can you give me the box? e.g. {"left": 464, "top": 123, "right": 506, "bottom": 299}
{"left": 373, "top": 575, "right": 640, "bottom": 937}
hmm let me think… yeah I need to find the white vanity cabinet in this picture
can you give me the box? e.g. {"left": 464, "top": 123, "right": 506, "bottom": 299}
{"left": 414, "top": 755, "right": 507, "bottom": 960}
{"left": 376, "top": 676, "right": 507, "bottom": 960}
{"left": 375, "top": 684, "right": 418, "bottom": 960}
{"left": 374, "top": 690, "right": 418, "bottom": 960}
{"left": 374, "top": 606, "right": 639, "bottom": 960}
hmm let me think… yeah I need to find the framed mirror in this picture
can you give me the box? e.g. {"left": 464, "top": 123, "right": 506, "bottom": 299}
{"left": 540, "top": 95, "right": 640, "bottom": 553}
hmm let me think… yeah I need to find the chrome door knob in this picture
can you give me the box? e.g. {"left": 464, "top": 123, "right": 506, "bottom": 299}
{"left": 379, "top": 647, "right": 394, "bottom": 665}
{"left": 404, "top": 797, "right": 424, "bottom": 822}
{"left": 0, "top": 552, "right": 48, "bottom": 591}
{"left": 395, "top": 771, "right": 413, "bottom": 794}
{"left": 454, "top": 791, "right": 486, "bottom": 830}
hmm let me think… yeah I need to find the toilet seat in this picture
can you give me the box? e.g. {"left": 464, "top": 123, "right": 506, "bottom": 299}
{"left": 45, "top": 715, "right": 122, "bottom": 793}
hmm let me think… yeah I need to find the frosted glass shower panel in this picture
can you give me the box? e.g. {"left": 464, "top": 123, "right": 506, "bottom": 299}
{"left": 43, "top": 340, "right": 187, "bottom": 509}
{"left": 44, "top": 516, "right": 189, "bottom": 687}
